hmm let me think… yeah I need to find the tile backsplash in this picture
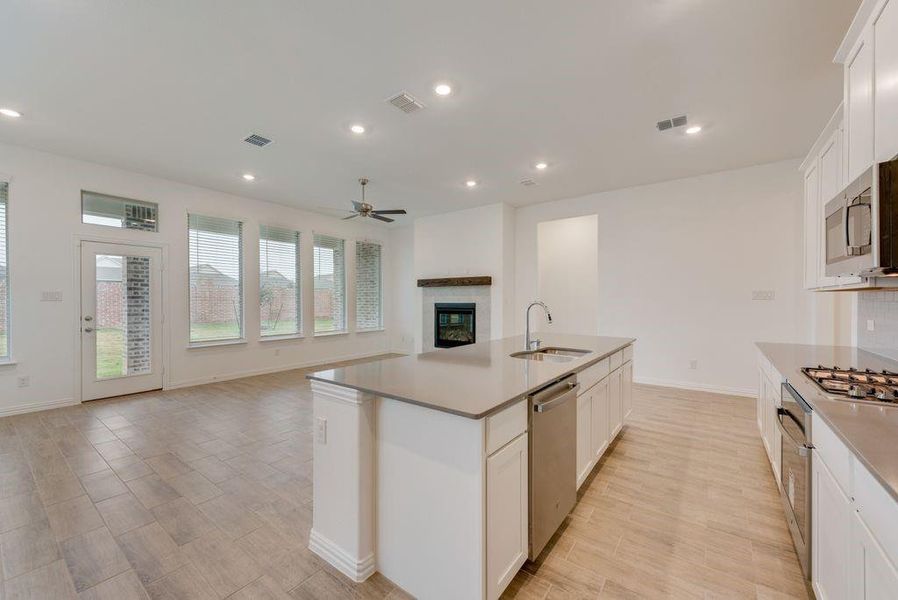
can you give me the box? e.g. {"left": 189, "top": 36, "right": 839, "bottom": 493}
{"left": 857, "top": 291, "right": 898, "bottom": 360}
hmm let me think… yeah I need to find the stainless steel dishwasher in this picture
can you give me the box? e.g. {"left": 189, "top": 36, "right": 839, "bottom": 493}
{"left": 528, "top": 374, "right": 578, "bottom": 560}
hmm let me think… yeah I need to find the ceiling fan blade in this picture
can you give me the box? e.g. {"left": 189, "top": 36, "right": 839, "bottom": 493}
{"left": 370, "top": 213, "right": 394, "bottom": 223}
{"left": 342, "top": 213, "right": 360, "bottom": 220}
{"left": 371, "top": 209, "right": 407, "bottom": 215}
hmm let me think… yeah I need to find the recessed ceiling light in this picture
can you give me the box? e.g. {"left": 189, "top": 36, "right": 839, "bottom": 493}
{"left": 535, "top": 162, "right": 548, "bottom": 170}
{"left": 434, "top": 84, "right": 452, "bottom": 96}
{"left": 466, "top": 180, "right": 477, "bottom": 188}
{"left": 686, "top": 126, "right": 702, "bottom": 135}
{"left": 242, "top": 173, "right": 256, "bottom": 181}
{"left": 350, "top": 124, "right": 365, "bottom": 134}
{"left": 0, "top": 108, "right": 22, "bottom": 118}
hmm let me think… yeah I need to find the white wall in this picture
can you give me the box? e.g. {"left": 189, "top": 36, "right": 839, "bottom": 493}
{"left": 515, "top": 159, "right": 814, "bottom": 396}
{"left": 411, "top": 203, "right": 514, "bottom": 351}
{"left": 0, "top": 142, "right": 399, "bottom": 416}
{"left": 536, "top": 215, "right": 599, "bottom": 335}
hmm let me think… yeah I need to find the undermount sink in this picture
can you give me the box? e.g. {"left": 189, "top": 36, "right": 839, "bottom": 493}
{"left": 510, "top": 347, "right": 593, "bottom": 362}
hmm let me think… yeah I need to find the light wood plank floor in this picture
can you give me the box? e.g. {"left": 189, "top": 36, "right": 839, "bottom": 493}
{"left": 504, "top": 385, "right": 809, "bottom": 600}
{"left": 0, "top": 359, "right": 807, "bottom": 599}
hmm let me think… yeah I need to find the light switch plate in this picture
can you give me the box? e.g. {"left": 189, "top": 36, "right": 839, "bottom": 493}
{"left": 315, "top": 417, "right": 327, "bottom": 445}
{"left": 752, "top": 290, "right": 775, "bottom": 301}
{"left": 867, "top": 319, "right": 876, "bottom": 332}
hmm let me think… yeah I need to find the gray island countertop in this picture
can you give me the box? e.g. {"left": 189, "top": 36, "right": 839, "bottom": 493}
{"left": 307, "top": 333, "right": 634, "bottom": 419}
{"left": 756, "top": 342, "right": 898, "bottom": 502}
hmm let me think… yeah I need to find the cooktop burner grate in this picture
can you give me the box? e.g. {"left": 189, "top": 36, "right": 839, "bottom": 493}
{"left": 802, "top": 366, "right": 898, "bottom": 403}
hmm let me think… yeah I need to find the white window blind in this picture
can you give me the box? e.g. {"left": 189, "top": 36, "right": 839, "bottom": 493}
{"left": 0, "top": 182, "right": 8, "bottom": 360}
{"left": 188, "top": 214, "right": 244, "bottom": 343}
{"left": 260, "top": 225, "right": 301, "bottom": 337}
{"left": 355, "top": 241, "right": 383, "bottom": 330}
{"left": 313, "top": 233, "right": 346, "bottom": 334}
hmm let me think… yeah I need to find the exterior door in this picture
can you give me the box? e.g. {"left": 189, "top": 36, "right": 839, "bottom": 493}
{"left": 81, "top": 241, "right": 163, "bottom": 400}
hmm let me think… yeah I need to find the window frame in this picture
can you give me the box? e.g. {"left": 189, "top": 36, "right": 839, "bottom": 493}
{"left": 354, "top": 239, "right": 384, "bottom": 332}
{"left": 312, "top": 232, "right": 347, "bottom": 336}
{"left": 0, "top": 180, "right": 10, "bottom": 362}
{"left": 187, "top": 213, "right": 245, "bottom": 347}
{"left": 259, "top": 225, "right": 302, "bottom": 339}
{"left": 81, "top": 190, "right": 159, "bottom": 232}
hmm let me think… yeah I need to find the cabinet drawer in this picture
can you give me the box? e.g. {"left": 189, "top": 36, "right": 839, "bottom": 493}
{"left": 854, "top": 459, "right": 898, "bottom": 571}
{"left": 578, "top": 357, "right": 609, "bottom": 393}
{"left": 623, "top": 344, "right": 633, "bottom": 363}
{"left": 812, "top": 412, "right": 852, "bottom": 496}
{"left": 609, "top": 351, "right": 623, "bottom": 372}
{"left": 486, "top": 400, "right": 527, "bottom": 456}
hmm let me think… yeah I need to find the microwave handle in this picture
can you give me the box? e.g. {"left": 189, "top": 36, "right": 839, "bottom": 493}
{"left": 845, "top": 197, "right": 872, "bottom": 256}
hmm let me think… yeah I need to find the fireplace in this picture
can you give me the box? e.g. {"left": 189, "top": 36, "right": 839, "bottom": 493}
{"left": 434, "top": 303, "right": 476, "bottom": 348}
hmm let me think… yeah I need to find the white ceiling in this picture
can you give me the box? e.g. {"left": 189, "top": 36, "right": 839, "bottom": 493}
{"left": 0, "top": 0, "right": 860, "bottom": 219}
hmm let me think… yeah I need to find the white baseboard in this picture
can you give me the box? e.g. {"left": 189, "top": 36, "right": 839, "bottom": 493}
{"left": 309, "top": 529, "right": 376, "bottom": 583}
{"left": 634, "top": 376, "right": 756, "bottom": 398}
{"left": 165, "top": 350, "right": 394, "bottom": 390}
{"left": 0, "top": 397, "right": 78, "bottom": 417}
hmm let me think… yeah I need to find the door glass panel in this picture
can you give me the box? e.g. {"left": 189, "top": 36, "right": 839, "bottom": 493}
{"left": 95, "top": 254, "right": 151, "bottom": 379}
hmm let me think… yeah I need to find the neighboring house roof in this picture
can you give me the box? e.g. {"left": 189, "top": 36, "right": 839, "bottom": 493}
{"left": 190, "top": 264, "right": 238, "bottom": 286}
{"left": 96, "top": 255, "right": 123, "bottom": 282}
{"left": 260, "top": 270, "right": 294, "bottom": 287}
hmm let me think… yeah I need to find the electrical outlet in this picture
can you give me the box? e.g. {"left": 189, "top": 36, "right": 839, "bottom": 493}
{"left": 315, "top": 417, "right": 327, "bottom": 445}
{"left": 17, "top": 376, "right": 30, "bottom": 388}
{"left": 689, "top": 360, "right": 698, "bottom": 370}
{"left": 752, "top": 290, "right": 775, "bottom": 301}
{"left": 867, "top": 319, "right": 876, "bottom": 332}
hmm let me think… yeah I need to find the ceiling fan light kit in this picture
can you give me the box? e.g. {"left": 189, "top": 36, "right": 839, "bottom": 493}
{"left": 342, "top": 178, "right": 407, "bottom": 223}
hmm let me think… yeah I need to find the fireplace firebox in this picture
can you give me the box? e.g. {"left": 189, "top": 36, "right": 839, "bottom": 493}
{"left": 434, "top": 303, "right": 476, "bottom": 348}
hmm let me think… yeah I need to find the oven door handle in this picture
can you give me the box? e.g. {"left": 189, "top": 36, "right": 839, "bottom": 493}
{"left": 776, "top": 409, "right": 814, "bottom": 457}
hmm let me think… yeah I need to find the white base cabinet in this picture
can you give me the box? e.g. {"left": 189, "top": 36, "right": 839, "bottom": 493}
{"left": 812, "top": 452, "right": 851, "bottom": 600}
{"left": 486, "top": 432, "right": 528, "bottom": 600}
{"left": 850, "top": 511, "right": 898, "bottom": 600}
{"left": 576, "top": 346, "right": 632, "bottom": 490}
{"left": 756, "top": 355, "right": 782, "bottom": 482}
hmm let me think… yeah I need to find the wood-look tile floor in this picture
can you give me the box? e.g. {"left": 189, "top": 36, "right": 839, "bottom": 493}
{"left": 0, "top": 359, "right": 807, "bottom": 600}
{"left": 503, "top": 385, "right": 810, "bottom": 600}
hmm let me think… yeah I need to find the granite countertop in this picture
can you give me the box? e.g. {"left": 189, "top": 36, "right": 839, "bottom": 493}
{"left": 756, "top": 342, "right": 898, "bottom": 502}
{"left": 307, "top": 333, "right": 635, "bottom": 419}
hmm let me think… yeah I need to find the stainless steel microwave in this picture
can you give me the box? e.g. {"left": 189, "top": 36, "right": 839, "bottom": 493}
{"left": 824, "top": 157, "right": 898, "bottom": 278}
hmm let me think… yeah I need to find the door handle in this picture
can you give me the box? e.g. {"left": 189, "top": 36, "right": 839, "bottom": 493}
{"left": 83, "top": 327, "right": 94, "bottom": 333}
{"left": 83, "top": 316, "right": 93, "bottom": 322}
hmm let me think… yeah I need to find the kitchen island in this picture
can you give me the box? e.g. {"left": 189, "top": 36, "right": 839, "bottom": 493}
{"left": 306, "top": 333, "right": 634, "bottom": 600}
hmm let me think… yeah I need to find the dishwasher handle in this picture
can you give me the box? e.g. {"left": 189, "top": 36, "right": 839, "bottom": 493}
{"left": 534, "top": 381, "right": 579, "bottom": 413}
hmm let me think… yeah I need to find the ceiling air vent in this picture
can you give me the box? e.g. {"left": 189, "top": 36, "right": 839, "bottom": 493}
{"left": 243, "top": 133, "right": 273, "bottom": 147}
{"left": 520, "top": 178, "right": 537, "bottom": 187}
{"left": 656, "top": 115, "right": 688, "bottom": 132}
{"left": 387, "top": 91, "right": 425, "bottom": 114}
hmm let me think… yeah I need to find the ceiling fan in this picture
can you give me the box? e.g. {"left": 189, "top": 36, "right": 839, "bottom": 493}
{"left": 342, "top": 178, "right": 407, "bottom": 223}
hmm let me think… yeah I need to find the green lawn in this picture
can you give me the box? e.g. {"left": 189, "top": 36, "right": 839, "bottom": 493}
{"left": 190, "top": 321, "right": 242, "bottom": 342}
{"left": 314, "top": 317, "right": 335, "bottom": 332}
{"left": 261, "top": 320, "right": 299, "bottom": 337}
{"left": 0, "top": 333, "right": 7, "bottom": 359}
{"left": 96, "top": 328, "right": 125, "bottom": 379}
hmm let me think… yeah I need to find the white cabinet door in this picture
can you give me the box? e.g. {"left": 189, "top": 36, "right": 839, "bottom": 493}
{"left": 875, "top": 0, "right": 898, "bottom": 163}
{"left": 812, "top": 453, "right": 851, "bottom": 600}
{"left": 621, "top": 361, "right": 633, "bottom": 420}
{"left": 769, "top": 379, "right": 781, "bottom": 481}
{"left": 591, "top": 378, "right": 609, "bottom": 462}
{"left": 486, "top": 433, "right": 528, "bottom": 600}
{"left": 576, "top": 388, "right": 593, "bottom": 489}
{"left": 609, "top": 369, "right": 622, "bottom": 438}
{"left": 850, "top": 510, "right": 898, "bottom": 600}
{"left": 846, "top": 30, "right": 875, "bottom": 183}
{"left": 804, "top": 162, "right": 821, "bottom": 290}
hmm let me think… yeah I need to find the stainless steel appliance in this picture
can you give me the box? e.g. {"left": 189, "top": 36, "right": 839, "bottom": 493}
{"left": 528, "top": 374, "right": 578, "bottom": 560}
{"left": 824, "top": 156, "right": 898, "bottom": 277}
{"left": 778, "top": 382, "right": 814, "bottom": 580}
{"left": 802, "top": 365, "right": 898, "bottom": 404}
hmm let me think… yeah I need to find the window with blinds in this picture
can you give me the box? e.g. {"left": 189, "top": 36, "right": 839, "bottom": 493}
{"left": 355, "top": 241, "right": 383, "bottom": 330}
{"left": 260, "top": 225, "right": 301, "bottom": 337}
{"left": 0, "top": 182, "right": 8, "bottom": 360}
{"left": 313, "top": 233, "right": 346, "bottom": 334}
{"left": 188, "top": 214, "right": 244, "bottom": 343}
{"left": 82, "top": 191, "right": 158, "bottom": 231}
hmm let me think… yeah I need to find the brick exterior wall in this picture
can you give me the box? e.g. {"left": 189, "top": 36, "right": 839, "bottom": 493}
{"left": 96, "top": 281, "right": 125, "bottom": 328}
{"left": 260, "top": 284, "right": 298, "bottom": 330}
{"left": 313, "top": 289, "right": 333, "bottom": 319}
{"left": 190, "top": 281, "right": 241, "bottom": 324}
{"left": 125, "top": 257, "right": 151, "bottom": 374}
{"left": 355, "top": 242, "right": 382, "bottom": 329}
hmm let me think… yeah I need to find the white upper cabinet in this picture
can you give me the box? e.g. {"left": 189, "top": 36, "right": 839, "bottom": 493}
{"left": 804, "top": 161, "right": 821, "bottom": 290}
{"left": 875, "top": 0, "right": 898, "bottom": 162}
{"left": 846, "top": 29, "right": 875, "bottom": 183}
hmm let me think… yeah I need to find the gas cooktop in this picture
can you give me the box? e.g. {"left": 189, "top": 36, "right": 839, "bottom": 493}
{"left": 802, "top": 366, "right": 898, "bottom": 404}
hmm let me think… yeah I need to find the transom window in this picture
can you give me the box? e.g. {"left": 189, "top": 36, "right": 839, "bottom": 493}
{"left": 82, "top": 191, "right": 158, "bottom": 232}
